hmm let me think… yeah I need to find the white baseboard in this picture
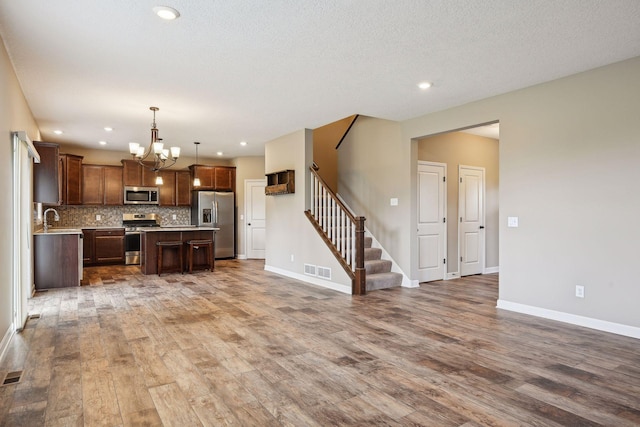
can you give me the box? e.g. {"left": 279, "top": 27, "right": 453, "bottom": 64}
{"left": 446, "top": 272, "right": 460, "bottom": 280}
{"left": 264, "top": 265, "right": 351, "bottom": 294}
{"left": 484, "top": 266, "right": 499, "bottom": 274}
{"left": 0, "top": 323, "right": 15, "bottom": 363}
{"left": 403, "top": 279, "right": 420, "bottom": 288}
{"left": 236, "top": 254, "right": 247, "bottom": 260}
{"left": 497, "top": 300, "right": 640, "bottom": 340}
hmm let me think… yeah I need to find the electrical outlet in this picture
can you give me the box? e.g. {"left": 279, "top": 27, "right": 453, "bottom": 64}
{"left": 172, "top": 214, "right": 177, "bottom": 220}
{"left": 96, "top": 214, "right": 101, "bottom": 221}
{"left": 575, "top": 285, "right": 585, "bottom": 298}
{"left": 290, "top": 254, "right": 294, "bottom": 262}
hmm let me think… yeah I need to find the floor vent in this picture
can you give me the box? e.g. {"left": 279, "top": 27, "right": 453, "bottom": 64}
{"left": 28, "top": 314, "right": 41, "bottom": 320}
{"left": 317, "top": 266, "right": 332, "bottom": 280}
{"left": 304, "top": 264, "right": 317, "bottom": 276}
{"left": 2, "top": 371, "right": 22, "bottom": 386}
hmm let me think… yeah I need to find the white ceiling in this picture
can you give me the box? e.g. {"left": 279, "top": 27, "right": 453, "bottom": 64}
{"left": 1, "top": 1, "right": 639, "bottom": 159}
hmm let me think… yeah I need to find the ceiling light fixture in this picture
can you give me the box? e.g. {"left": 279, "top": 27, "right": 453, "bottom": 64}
{"left": 193, "top": 141, "right": 201, "bottom": 187}
{"left": 418, "top": 81, "right": 433, "bottom": 90}
{"left": 128, "top": 106, "right": 180, "bottom": 173}
{"left": 104, "top": 127, "right": 113, "bottom": 132}
{"left": 240, "top": 141, "right": 247, "bottom": 146}
{"left": 217, "top": 151, "right": 223, "bottom": 156}
{"left": 99, "top": 141, "right": 107, "bottom": 146}
{"left": 53, "top": 130, "right": 63, "bottom": 135}
{"left": 153, "top": 6, "right": 180, "bottom": 20}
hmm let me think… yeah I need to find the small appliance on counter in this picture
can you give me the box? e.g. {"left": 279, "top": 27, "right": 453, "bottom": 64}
{"left": 122, "top": 213, "right": 160, "bottom": 265}
{"left": 192, "top": 191, "right": 234, "bottom": 258}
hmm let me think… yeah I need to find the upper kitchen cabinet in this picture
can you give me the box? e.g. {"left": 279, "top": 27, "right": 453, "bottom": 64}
{"left": 176, "top": 171, "right": 192, "bottom": 206}
{"left": 158, "top": 170, "right": 192, "bottom": 206}
{"left": 33, "top": 141, "right": 60, "bottom": 204}
{"left": 59, "top": 153, "right": 83, "bottom": 205}
{"left": 82, "top": 164, "right": 123, "bottom": 205}
{"left": 189, "top": 165, "right": 236, "bottom": 191}
{"left": 122, "top": 160, "right": 158, "bottom": 187}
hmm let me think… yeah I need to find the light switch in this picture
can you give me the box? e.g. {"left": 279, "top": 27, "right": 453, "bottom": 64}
{"left": 390, "top": 198, "right": 398, "bottom": 206}
{"left": 508, "top": 216, "right": 519, "bottom": 228}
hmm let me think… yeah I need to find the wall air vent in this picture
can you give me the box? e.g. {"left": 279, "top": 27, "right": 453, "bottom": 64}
{"left": 317, "top": 266, "right": 331, "bottom": 280}
{"left": 304, "top": 264, "right": 317, "bottom": 276}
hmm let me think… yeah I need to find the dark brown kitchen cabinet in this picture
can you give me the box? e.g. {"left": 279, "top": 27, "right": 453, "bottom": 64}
{"left": 158, "top": 170, "right": 192, "bottom": 206}
{"left": 214, "top": 166, "right": 235, "bottom": 191}
{"left": 104, "top": 166, "right": 124, "bottom": 205}
{"left": 59, "top": 154, "right": 83, "bottom": 205}
{"left": 189, "top": 165, "right": 235, "bottom": 191}
{"left": 94, "top": 228, "right": 125, "bottom": 265}
{"left": 82, "top": 164, "right": 123, "bottom": 205}
{"left": 121, "top": 160, "right": 157, "bottom": 187}
{"left": 34, "top": 233, "right": 81, "bottom": 289}
{"left": 176, "top": 171, "right": 192, "bottom": 206}
{"left": 33, "top": 141, "right": 60, "bottom": 204}
{"left": 158, "top": 170, "right": 177, "bottom": 206}
{"left": 82, "top": 229, "right": 95, "bottom": 264}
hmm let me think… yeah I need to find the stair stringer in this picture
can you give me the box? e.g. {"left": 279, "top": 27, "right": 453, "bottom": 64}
{"left": 336, "top": 194, "right": 418, "bottom": 288}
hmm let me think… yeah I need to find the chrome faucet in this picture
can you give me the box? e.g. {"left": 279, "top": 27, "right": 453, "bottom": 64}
{"left": 43, "top": 208, "right": 60, "bottom": 232}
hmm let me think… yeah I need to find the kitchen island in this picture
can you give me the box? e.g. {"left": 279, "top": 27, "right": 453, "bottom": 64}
{"left": 140, "top": 226, "right": 218, "bottom": 275}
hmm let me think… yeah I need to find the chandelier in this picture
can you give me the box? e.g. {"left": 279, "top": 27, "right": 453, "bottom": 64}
{"left": 128, "top": 107, "right": 181, "bottom": 173}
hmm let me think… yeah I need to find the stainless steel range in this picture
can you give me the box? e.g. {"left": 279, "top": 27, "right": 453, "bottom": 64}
{"left": 122, "top": 213, "right": 160, "bottom": 265}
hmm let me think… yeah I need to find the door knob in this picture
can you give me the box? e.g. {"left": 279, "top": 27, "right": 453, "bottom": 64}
{"left": 248, "top": 223, "right": 251, "bottom": 226}
{"left": 479, "top": 225, "right": 485, "bottom": 229}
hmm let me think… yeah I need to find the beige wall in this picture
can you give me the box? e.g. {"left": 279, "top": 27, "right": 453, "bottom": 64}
{"left": 338, "top": 116, "right": 410, "bottom": 271}
{"left": 0, "top": 37, "right": 40, "bottom": 348}
{"left": 231, "top": 156, "right": 265, "bottom": 257}
{"left": 403, "top": 56, "right": 640, "bottom": 329}
{"left": 313, "top": 115, "right": 358, "bottom": 192}
{"left": 418, "top": 132, "right": 499, "bottom": 273}
{"left": 265, "top": 129, "right": 351, "bottom": 292}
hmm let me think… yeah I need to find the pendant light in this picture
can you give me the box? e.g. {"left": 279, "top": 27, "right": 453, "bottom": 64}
{"left": 193, "top": 141, "right": 201, "bottom": 187}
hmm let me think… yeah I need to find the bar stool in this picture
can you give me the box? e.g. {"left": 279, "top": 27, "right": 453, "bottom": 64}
{"left": 185, "top": 239, "right": 214, "bottom": 273}
{"left": 156, "top": 241, "right": 183, "bottom": 276}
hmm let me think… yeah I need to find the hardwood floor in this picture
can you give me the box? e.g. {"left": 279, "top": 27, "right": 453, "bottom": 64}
{"left": 1, "top": 260, "right": 639, "bottom": 426}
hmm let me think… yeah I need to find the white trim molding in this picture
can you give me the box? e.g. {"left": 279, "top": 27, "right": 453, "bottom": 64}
{"left": 497, "top": 300, "right": 640, "bottom": 340}
{"left": 484, "top": 266, "right": 499, "bottom": 274}
{"left": 264, "top": 265, "right": 351, "bottom": 295}
{"left": 0, "top": 323, "right": 15, "bottom": 363}
{"left": 446, "top": 272, "right": 460, "bottom": 280}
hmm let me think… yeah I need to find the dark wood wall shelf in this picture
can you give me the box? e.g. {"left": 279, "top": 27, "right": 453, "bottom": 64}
{"left": 265, "top": 170, "right": 295, "bottom": 195}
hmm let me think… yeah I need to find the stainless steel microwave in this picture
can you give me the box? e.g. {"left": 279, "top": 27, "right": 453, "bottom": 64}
{"left": 124, "top": 186, "right": 159, "bottom": 204}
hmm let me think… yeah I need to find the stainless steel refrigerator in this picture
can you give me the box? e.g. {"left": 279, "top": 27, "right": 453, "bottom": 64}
{"left": 192, "top": 191, "right": 235, "bottom": 258}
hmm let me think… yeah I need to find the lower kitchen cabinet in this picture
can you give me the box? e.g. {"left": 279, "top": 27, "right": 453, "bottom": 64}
{"left": 83, "top": 228, "right": 125, "bottom": 265}
{"left": 34, "top": 233, "right": 81, "bottom": 289}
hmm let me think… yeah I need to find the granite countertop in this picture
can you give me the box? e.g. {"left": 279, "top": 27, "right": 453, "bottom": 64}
{"left": 34, "top": 228, "right": 83, "bottom": 235}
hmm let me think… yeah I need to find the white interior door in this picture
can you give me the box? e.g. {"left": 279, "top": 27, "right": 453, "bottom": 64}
{"left": 245, "top": 179, "right": 266, "bottom": 259}
{"left": 459, "top": 165, "right": 485, "bottom": 276}
{"left": 417, "top": 161, "right": 446, "bottom": 282}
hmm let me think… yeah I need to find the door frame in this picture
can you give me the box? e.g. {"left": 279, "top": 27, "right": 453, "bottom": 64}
{"left": 244, "top": 178, "right": 267, "bottom": 259}
{"left": 416, "top": 160, "right": 447, "bottom": 282}
{"left": 458, "top": 164, "right": 486, "bottom": 276}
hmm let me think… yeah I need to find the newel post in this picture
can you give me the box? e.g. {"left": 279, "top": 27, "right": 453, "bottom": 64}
{"left": 353, "top": 216, "right": 366, "bottom": 295}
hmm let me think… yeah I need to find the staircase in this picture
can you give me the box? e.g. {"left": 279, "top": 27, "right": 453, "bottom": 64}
{"left": 364, "top": 236, "right": 403, "bottom": 291}
{"left": 306, "top": 166, "right": 403, "bottom": 294}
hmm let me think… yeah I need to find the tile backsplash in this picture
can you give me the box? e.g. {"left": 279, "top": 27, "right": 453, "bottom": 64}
{"left": 45, "top": 205, "right": 191, "bottom": 228}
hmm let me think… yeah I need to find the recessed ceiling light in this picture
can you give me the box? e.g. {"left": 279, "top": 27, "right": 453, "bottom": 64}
{"left": 418, "top": 81, "right": 433, "bottom": 90}
{"left": 99, "top": 141, "right": 107, "bottom": 146}
{"left": 53, "top": 130, "right": 63, "bottom": 135}
{"left": 104, "top": 127, "right": 113, "bottom": 132}
{"left": 240, "top": 141, "right": 247, "bottom": 146}
{"left": 217, "top": 151, "right": 223, "bottom": 156}
{"left": 153, "top": 6, "right": 180, "bottom": 20}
